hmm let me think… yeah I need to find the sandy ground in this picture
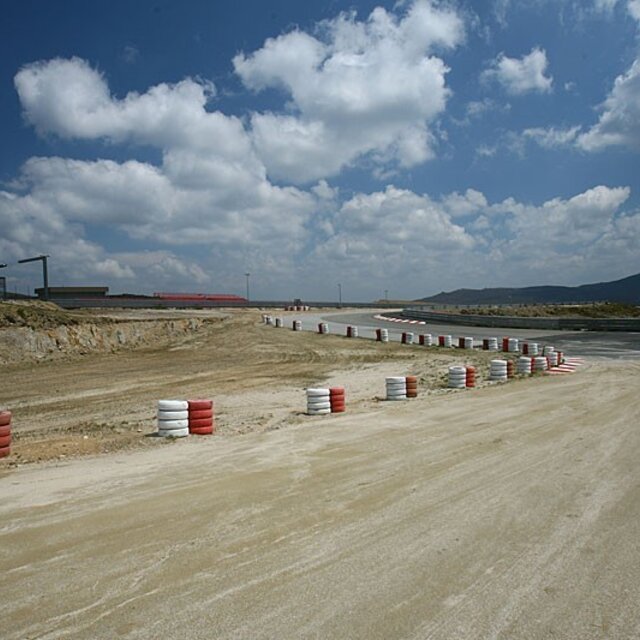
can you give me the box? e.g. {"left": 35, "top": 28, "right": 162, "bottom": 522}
{"left": 1, "top": 310, "right": 639, "bottom": 638}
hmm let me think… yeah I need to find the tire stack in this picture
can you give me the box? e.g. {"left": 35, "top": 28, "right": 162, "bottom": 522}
{"left": 188, "top": 399, "right": 215, "bottom": 435}
{"left": 547, "top": 351, "right": 559, "bottom": 368}
{"left": 463, "top": 337, "right": 474, "bottom": 349}
{"left": 274, "top": 317, "right": 283, "bottom": 328}
{"left": 522, "top": 342, "right": 539, "bottom": 356}
{"left": 375, "top": 328, "right": 389, "bottom": 342}
{"left": 346, "top": 326, "right": 358, "bottom": 338}
{"left": 419, "top": 334, "right": 433, "bottom": 346}
{"left": 517, "top": 357, "right": 532, "bottom": 375}
{"left": 557, "top": 351, "right": 564, "bottom": 365}
{"left": 448, "top": 366, "right": 467, "bottom": 389}
{"left": 386, "top": 377, "right": 407, "bottom": 400}
{"left": 401, "top": 332, "right": 414, "bottom": 345}
{"left": 329, "top": 387, "right": 346, "bottom": 413}
{"left": 533, "top": 356, "right": 548, "bottom": 373}
{"left": 157, "top": 400, "right": 189, "bottom": 437}
{"left": 405, "top": 376, "right": 418, "bottom": 398}
{"left": 265, "top": 315, "right": 273, "bottom": 325}
{"left": 489, "top": 360, "right": 508, "bottom": 382}
{"left": 438, "top": 335, "right": 453, "bottom": 347}
{"left": 0, "top": 411, "right": 12, "bottom": 459}
{"left": 508, "top": 338, "right": 519, "bottom": 353}
{"left": 318, "top": 322, "right": 329, "bottom": 334}
{"left": 507, "top": 360, "right": 515, "bottom": 378}
{"left": 465, "top": 366, "right": 476, "bottom": 388}
{"left": 307, "top": 388, "right": 331, "bottom": 415}
{"left": 483, "top": 337, "right": 499, "bottom": 351}
{"left": 292, "top": 320, "right": 302, "bottom": 331}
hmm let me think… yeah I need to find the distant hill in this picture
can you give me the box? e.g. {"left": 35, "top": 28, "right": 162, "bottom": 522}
{"left": 419, "top": 273, "right": 640, "bottom": 305}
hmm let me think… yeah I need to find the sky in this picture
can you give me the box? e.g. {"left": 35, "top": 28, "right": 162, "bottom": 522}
{"left": 1, "top": 0, "right": 639, "bottom": 301}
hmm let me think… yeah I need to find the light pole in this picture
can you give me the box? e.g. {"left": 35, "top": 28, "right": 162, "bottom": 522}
{"left": 18, "top": 255, "right": 49, "bottom": 300}
{"left": 337, "top": 283, "right": 342, "bottom": 308}
{"left": 384, "top": 289, "right": 388, "bottom": 302}
{"left": 244, "top": 272, "right": 251, "bottom": 302}
{"left": 0, "top": 263, "right": 7, "bottom": 301}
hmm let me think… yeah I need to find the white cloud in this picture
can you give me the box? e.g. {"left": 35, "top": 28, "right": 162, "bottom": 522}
{"left": 234, "top": 1, "right": 465, "bottom": 183}
{"left": 577, "top": 58, "right": 640, "bottom": 151}
{"left": 482, "top": 47, "right": 553, "bottom": 95}
{"left": 522, "top": 125, "right": 581, "bottom": 148}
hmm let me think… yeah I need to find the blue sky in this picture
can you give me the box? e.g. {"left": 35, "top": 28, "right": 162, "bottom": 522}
{"left": 1, "top": 0, "right": 639, "bottom": 300}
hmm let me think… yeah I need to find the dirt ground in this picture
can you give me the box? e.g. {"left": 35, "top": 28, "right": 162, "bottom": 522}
{"left": 1, "top": 307, "right": 639, "bottom": 638}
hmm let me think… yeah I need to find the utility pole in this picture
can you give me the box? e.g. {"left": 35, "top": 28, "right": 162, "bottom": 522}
{"left": 0, "top": 263, "right": 7, "bottom": 301}
{"left": 384, "top": 289, "right": 388, "bottom": 302}
{"left": 337, "top": 283, "right": 342, "bottom": 308}
{"left": 245, "top": 272, "right": 251, "bottom": 302}
{"left": 18, "top": 255, "right": 49, "bottom": 300}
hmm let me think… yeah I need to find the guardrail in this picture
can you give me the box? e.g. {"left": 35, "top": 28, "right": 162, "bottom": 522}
{"left": 401, "top": 308, "right": 640, "bottom": 332}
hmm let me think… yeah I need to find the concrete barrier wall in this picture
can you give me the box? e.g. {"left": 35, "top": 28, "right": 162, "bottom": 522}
{"left": 401, "top": 308, "right": 640, "bottom": 332}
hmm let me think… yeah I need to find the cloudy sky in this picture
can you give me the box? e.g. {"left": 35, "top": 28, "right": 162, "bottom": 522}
{"left": 1, "top": 0, "right": 639, "bottom": 300}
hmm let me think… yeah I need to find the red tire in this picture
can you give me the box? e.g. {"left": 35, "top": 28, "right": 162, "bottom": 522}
{"left": 0, "top": 446, "right": 10, "bottom": 458}
{"left": 331, "top": 405, "right": 346, "bottom": 413}
{"left": 0, "top": 411, "right": 11, "bottom": 427}
{"left": 189, "top": 409, "right": 214, "bottom": 420}
{"left": 405, "top": 376, "right": 418, "bottom": 384}
{"left": 329, "top": 387, "right": 344, "bottom": 395}
{"left": 406, "top": 391, "right": 418, "bottom": 398}
{"left": 188, "top": 399, "right": 213, "bottom": 411}
{"left": 0, "top": 425, "right": 11, "bottom": 438}
{"left": 190, "top": 426, "right": 214, "bottom": 435}
{"left": 0, "top": 434, "right": 11, "bottom": 448}
{"left": 189, "top": 417, "right": 214, "bottom": 429}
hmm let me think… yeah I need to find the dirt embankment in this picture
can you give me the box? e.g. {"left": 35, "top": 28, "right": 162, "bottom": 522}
{"left": 0, "top": 301, "right": 226, "bottom": 364}
{"left": 458, "top": 302, "right": 640, "bottom": 318}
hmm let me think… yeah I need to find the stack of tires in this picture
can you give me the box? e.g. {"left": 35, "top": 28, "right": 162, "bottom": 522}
{"left": 419, "top": 334, "right": 433, "bottom": 346}
{"left": 533, "top": 356, "right": 548, "bottom": 372}
{"left": 329, "top": 388, "right": 346, "bottom": 413}
{"left": 157, "top": 400, "right": 189, "bottom": 437}
{"left": 346, "top": 326, "right": 358, "bottom": 338}
{"left": 507, "top": 360, "right": 515, "bottom": 378}
{"left": 507, "top": 338, "right": 519, "bottom": 353}
{"left": 448, "top": 366, "right": 467, "bottom": 389}
{"left": 405, "top": 376, "right": 418, "bottom": 398}
{"left": 517, "top": 357, "right": 532, "bottom": 375}
{"left": 522, "top": 342, "right": 539, "bottom": 356}
{"left": 483, "top": 337, "right": 498, "bottom": 351}
{"left": 274, "top": 317, "right": 283, "bottom": 328}
{"left": 188, "top": 399, "right": 215, "bottom": 435}
{"left": 376, "top": 328, "right": 389, "bottom": 342}
{"left": 465, "top": 366, "right": 476, "bottom": 388}
{"left": 401, "top": 332, "right": 414, "bottom": 345}
{"left": 386, "top": 377, "right": 407, "bottom": 400}
{"left": 462, "top": 337, "right": 474, "bottom": 349}
{"left": 0, "top": 411, "right": 12, "bottom": 458}
{"left": 265, "top": 315, "right": 273, "bottom": 325}
{"left": 547, "top": 351, "right": 559, "bottom": 367}
{"left": 489, "top": 360, "right": 508, "bottom": 381}
{"left": 318, "top": 323, "right": 329, "bottom": 334}
{"left": 307, "top": 388, "right": 331, "bottom": 415}
{"left": 438, "top": 335, "right": 453, "bottom": 347}
{"left": 292, "top": 320, "right": 302, "bottom": 331}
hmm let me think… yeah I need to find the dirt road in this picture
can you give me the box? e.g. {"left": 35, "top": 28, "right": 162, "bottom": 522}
{"left": 1, "top": 357, "right": 639, "bottom": 639}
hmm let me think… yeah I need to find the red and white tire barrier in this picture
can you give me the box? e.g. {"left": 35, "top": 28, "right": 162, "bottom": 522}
{"left": 292, "top": 320, "right": 302, "bottom": 331}
{"left": 547, "top": 351, "right": 559, "bottom": 367}
{"left": 346, "top": 326, "right": 358, "bottom": 338}
{"left": 543, "top": 345, "right": 555, "bottom": 356}
{"left": 274, "top": 317, "right": 283, "bottom": 328}
{"left": 0, "top": 411, "right": 12, "bottom": 458}
{"left": 157, "top": 400, "right": 189, "bottom": 437}
{"left": 458, "top": 337, "right": 474, "bottom": 349}
{"left": 517, "top": 357, "right": 532, "bottom": 375}
{"left": 465, "top": 366, "right": 476, "bottom": 388}
{"left": 448, "top": 366, "right": 467, "bottom": 389}
{"left": 438, "top": 335, "right": 453, "bottom": 348}
{"left": 419, "top": 333, "right": 433, "bottom": 346}
{"left": 522, "top": 342, "right": 539, "bottom": 356}
{"left": 330, "top": 387, "right": 346, "bottom": 413}
{"left": 307, "top": 388, "right": 331, "bottom": 415}
{"left": 318, "top": 322, "right": 329, "bottom": 334}
{"left": 401, "top": 331, "right": 414, "bottom": 345}
{"left": 489, "top": 359, "right": 508, "bottom": 381}
{"left": 483, "top": 337, "right": 499, "bottom": 351}
{"left": 545, "top": 357, "right": 584, "bottom": 375}
{"left": 503, "top": 338, "right": 519, "bottom": 353}
{"left": 264, "top": 315, "right": 273, "bottom": 325}
{"left": 386, "top": 377, "right": 407, "bottom": 400}
{"left": 188, "top": 399, "right": 215, "bottom": 435}
{"left": 405, "top": 376, "right": 418, "bottom": 398}
{"left": 376, "top": 328, "right": 389, "bottom": 342}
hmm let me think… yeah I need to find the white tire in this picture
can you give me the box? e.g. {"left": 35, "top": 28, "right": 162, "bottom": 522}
{"left": 157, "top": 410, "right": 188, "bottom": 420}
{"left": 307, "top": 401, "right": 331, "bottom": 410}
{"left": 158, "top": 399, "right": 188, "bottom": 411}
{"left": 385, "top": 377, "right": 406, "bottom": 384}
{"left": 386, "top": 394, "right": 407, "bottom": 400}
{"left": 306, "top": 388, "right": 330, "bottom": 397}
{"left": 158, "top": 427, "right": 189, "bottom": 437}
{"left": 308, "top": 408, "right": 331, "bottom": 415}
{"left": 157, "top": 418, "right": 189, "bottom": 430}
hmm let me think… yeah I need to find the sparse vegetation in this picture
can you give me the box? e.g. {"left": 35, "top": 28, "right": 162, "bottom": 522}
{"left": 458, "top": 302, "right": 640, "bottom": 318}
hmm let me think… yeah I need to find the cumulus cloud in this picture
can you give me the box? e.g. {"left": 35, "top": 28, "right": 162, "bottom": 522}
{"left": 233, "top": 0, "right": 465, "bottom": 183}
{"left": 577, "top": 58, "right": 640, "bottom": 151}
{"left": 482, "top": 47, "right": 553, "bottom": 95}
{"left": 522, "top": 125, "right": 581, "bottom": 148}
